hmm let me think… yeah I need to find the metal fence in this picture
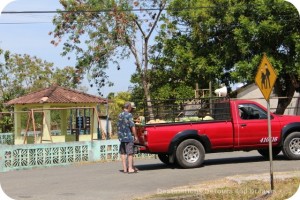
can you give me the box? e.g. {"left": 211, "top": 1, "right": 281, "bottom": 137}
{"left": 142, "top": 97, "right": 230, "bottom": 123}
{"left": 139, "top": 96, "right": 300, "bottom": 123}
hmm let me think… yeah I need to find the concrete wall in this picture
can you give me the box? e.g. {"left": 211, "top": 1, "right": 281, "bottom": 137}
{"left": 0, "top": 139, "right": 153, "bottom": 172}
{"left": 236, "top": 84, "right": 300, "bottom": 115}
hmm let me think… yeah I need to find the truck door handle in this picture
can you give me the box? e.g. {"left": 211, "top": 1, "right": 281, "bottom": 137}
{"left": 240, "top": 124, "right": 247, "bottom": 127}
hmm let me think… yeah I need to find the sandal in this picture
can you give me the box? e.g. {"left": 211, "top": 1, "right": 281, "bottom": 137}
{"left": 134, "top": 167, "right": 139, "bottom": 172}
{"left": 128, "top": 170, "right": 138, "bottom": 174}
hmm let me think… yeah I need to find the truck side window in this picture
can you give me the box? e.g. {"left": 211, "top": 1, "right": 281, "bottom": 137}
{"left": 238, "top": 104, "right": 268, "bottom": 120}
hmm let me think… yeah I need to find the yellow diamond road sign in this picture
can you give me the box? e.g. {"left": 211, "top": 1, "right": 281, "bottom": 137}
{"left": 255, "top": 54, "right": 277, "bottom": 101}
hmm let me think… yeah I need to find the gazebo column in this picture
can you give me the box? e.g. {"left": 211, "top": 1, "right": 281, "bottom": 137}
{"left": 14, "top": 105, "right": 23, "bottom": 144}
{"left": 42, "top": 105, "right": 52, "bottom": 143}
{"left": 60, "top": 110, "right": 68, "bottom": 136}
{"left": 93, "top": 108, "right": 99, "bottom": 140}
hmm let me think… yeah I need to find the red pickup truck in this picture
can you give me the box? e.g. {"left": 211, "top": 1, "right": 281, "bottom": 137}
{"left": 136, "top": 98, "right": 300, "bottom": 168}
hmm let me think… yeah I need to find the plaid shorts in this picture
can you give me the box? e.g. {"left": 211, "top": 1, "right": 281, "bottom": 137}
{"left": 119, "top": 142, "right": 134, "bottom": 155}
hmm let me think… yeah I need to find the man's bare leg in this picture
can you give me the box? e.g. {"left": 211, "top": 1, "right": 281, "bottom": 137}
{"left": 121, "top": 154, "right": 127, "bottom": 172}
{"left": 127, "top": 154, "right": 135, "bottom": 173}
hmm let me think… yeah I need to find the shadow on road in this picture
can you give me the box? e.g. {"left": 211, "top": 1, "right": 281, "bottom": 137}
{"left": 135, "top": 155, "right": 287, "bottom": 171}
{"left": 135, "top": 163, "right": 173, "bottom": 171}
{"left": 204, "top": 154, "right": 287, "bottom": 166}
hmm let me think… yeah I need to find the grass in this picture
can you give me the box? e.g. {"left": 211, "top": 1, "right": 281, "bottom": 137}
{"left": 202, "top": 178, "right": 299, "bottom": 200}
{"left": 134, "top": 173, "right": 300, "bottom": 200}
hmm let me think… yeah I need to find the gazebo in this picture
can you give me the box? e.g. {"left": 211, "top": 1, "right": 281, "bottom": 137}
{"left": 5, "top": 85, "right": 108, "bottom": 144}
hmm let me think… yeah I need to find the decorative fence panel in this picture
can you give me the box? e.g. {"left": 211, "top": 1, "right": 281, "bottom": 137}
{"left": 0, "top": 133, "right": 14, "bottom": 145}
{"left": 0, "top": 139, "right": 153, "bottom": 172}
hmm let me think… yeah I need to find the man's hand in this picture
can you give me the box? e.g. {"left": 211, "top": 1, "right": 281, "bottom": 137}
{"left": 134, "top": 137, "right": 139, "bottom": 144}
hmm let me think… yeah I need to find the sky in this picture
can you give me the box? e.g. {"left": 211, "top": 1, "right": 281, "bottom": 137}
{"left": 0, "top": 0, "right": 136, "bottom": 97}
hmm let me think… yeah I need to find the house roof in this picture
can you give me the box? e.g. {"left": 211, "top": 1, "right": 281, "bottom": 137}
{"left": 5, "top": 85, "right": 107, "bottom": 105}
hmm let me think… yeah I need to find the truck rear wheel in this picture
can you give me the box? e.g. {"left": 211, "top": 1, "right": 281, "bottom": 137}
{"left": 176, "top": 139, "right": 205, "bottom": 168}
{"left": 282, "top": 132, "right": 300, "bottom": 160}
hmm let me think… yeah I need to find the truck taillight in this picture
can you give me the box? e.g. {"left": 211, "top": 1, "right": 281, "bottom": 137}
{"left": 143, "top": 130, "right": 148, "bottom": 145}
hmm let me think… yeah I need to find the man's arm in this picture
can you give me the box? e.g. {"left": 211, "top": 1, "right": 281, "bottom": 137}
{"left": 131, "top": 126, "right": 138, "bottom": 143}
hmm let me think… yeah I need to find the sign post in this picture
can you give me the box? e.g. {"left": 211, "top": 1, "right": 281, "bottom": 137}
{"left": 255, "top": 53, "right": 277, "bottom": 191}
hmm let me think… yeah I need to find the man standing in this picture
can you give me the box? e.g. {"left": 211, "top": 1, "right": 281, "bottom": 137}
{"left": 117, "top": 102, "right": 138, "bottom": 173}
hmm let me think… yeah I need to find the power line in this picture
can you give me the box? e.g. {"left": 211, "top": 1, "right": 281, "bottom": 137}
{"left": 1, "top": 6, "right": 215, "bottom": 15}
{"left": 0, "top": 6, "right": 213, "bottom": 24}
{"left": 0, "top": 16, "right": 297, "bottom": 25}
{"left": 0, "top": 6, "right": 297, "bottom": 25}
{"left": 0, "top": 22, "right": 51, "bottom": 24}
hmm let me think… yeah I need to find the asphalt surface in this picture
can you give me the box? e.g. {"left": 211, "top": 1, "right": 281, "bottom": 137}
{"left": 0, "top": 151, "right": 299, "bottom": 200}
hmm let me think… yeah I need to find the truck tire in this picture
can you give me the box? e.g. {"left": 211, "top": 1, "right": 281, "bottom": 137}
{"left": 157, "top": 154, "right": 171, "bottom": 165}
{"left": 257, "top": 147, "right": 281, "bottom": 159}
{"left": 282, "top": 132, "right": 300, "bottom": 160}
{"left": 175, "top": 139, "right": 205, "bottom": 168}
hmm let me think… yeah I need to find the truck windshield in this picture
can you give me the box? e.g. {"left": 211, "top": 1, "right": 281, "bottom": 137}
{"left": 238, "top": 104, "right": 268, "bottom": 120}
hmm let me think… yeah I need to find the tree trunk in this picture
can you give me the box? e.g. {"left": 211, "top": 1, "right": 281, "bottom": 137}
{"left": 275, "top": 80, "right": 296, "bottom": 114}
{"left": 143, "top": 79, "right": 154, "bottom": 120}
{"left": 276, "top": 96, "right": 294, "bottom": 114}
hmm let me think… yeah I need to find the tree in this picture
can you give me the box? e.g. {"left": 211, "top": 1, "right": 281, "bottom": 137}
{"left": 0, "top": 49, "right": 77, "bottom": 106}
{"left": 0, "top": 49, "right": 79, "bottom": 132}
{"left": 131, "top": 68, "right": 196, "bottom": 100}
{"left": 51, "top": 0, "right": 167, "bottom": 118}
{"left": 153, "top": 0, "right": 300, "bottom": 114}
{"left": 145, "top": 31, "right": 216, "bottom": 99}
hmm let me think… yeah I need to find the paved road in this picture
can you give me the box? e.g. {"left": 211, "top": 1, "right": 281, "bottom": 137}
{"left": 0, "top": 151, "right": 299, "bottom": 200}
